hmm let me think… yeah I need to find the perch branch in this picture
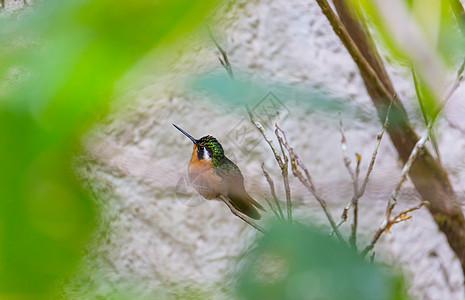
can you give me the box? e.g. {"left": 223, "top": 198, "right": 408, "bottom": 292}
{"left": 219, "top": 195, "right": 266, "bottom": 233}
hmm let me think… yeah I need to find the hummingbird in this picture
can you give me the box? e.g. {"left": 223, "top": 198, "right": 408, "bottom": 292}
{"left": 173, "top": 124, "right": 265, "bottom": 220}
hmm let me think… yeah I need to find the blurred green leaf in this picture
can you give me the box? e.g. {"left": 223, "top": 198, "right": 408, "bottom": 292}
{"left": 190, "top": 71, "right": 375, "bottom": 124}
{"left": 0, "top": 0, "right": 216, "bottom": 297}
{"left": 358, "top": 0, "right": 465, "bottom": 119}
{"left": 237, "top": 222, "right": 409, "bottom": 300}
{"left": 359, "top": 0, "right": 465, "bottom": 65}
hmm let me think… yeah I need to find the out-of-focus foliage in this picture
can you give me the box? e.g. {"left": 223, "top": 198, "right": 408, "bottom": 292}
{"left": 237, "top": 222, "right": 409, "bottom": 300}
{"left": 191, "top": 71, "right": 376, "bottom": 124}
{"left": 359, "top": 0, "right": 465, "bottom": 66}
{"left": 358, "top": 0, "right": 465, "bottom": 119}
{"left": 0, "top": 0, "right": 215, "bottom": 297}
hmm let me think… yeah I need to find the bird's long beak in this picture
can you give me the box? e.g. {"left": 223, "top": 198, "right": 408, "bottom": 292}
{"left": 173, "top": 124, "right": 197, "bottom": 144}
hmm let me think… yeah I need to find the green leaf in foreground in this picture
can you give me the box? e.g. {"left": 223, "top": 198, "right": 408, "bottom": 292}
{"left": 237, "top": 222, "right": 409, "bottom": 300}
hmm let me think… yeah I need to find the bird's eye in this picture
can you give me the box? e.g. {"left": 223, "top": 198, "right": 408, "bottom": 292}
{"left": 197, "top": 145, "right": 211, "bottom": 161}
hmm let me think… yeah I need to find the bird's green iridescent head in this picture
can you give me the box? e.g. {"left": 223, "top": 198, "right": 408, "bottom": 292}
{"left": 196, "top": 135, "right": 224, "bottom": 159}
{"left": 173, "top": 124, "right": 225, "bottom": 164}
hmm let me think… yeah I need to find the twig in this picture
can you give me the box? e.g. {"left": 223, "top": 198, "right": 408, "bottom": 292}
{"left": 349, "top": 97, "right": 393, "bottom": 246}
{"left": 334, "top": 97, "right": 393, "bottom": 246}
{"left": 386, "top": 120, "right": 434, "bottom": 220}
{"left": 339, "top": 120, "right": 357, "bottom": 185}
{"left": 275, "top": 127, "right": 292, "bottom": 223}
{"left": 247, "top": 107, "right": 293, "bottom": 222}
{"left": 387, "top": 77, "right": 453, "bottom": 219}
{"left": 361, "top": 201, "right": 429, "bottom": 256}
{"left": 207, "top": 26, "right": 234, "bottom": 80}
{"left": 247, "top": 107, "right": 283, "bottom": 165}
{"left": 365, "top": 108, "right": 436, "bottom": 255}
{"left": 331, "top": 201, "right": 351, "bottom": 237}
{"left": 441, "top": 58, "right": 465, "bottom": 134}
{"left": 261, "top": 163, "right": 285, "bottom": 220}
{"left": 275, "top": 125, "right": 346, "bottom": 244}
{"left": 339, "top": 120, "right": 359, "bottom": 248}
{"left": 442, "top": 58, "right": 465, "bottom": 106}
{"left": 359, "top": 97, "right": 393, "bottom": 196}
{"left": 362, "top": 57, "right": 464, "bottom": 256}
{"left": 219, "top": 195, "right": 266, "bottom": 234}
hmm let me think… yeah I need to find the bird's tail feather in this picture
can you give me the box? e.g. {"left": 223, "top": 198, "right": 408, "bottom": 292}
{"left": 227, "top": 192, "right": 264, "bottom": 220}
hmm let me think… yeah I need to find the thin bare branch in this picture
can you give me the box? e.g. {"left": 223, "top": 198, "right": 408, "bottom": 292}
{"left": 442, "top": 58, "right": 465, "bottom": 106}
{"left": 207, "top": 26, "right": 234, "bottom": 80}
{"left": 441, "top": 58, "right": 465, "bottom": 135}
{"left": 359, "top": 96, "right": 393, "bottom": 196}
{"left": 275, "top": 125, "right": 346, "bottom": 244}
{"left": 328, "top": 0, "right": 465, "bottom": 272}
{"left": 331, "top": 201, "right": 351, "bottom": 237}
{"left": 339, "top": 120, "right": 360, "bottom": 248}
{"left": 362, "top": 201, "right": 429, "bottom": 257}
{"left": 386, "top": 120, "right": 434, "bottom": 220}
{"left": 247, "top": 107, "right": 283, "bottom": 165}
{"left": 261, "top": 163, "right": 285, "bottom": 220}
{"left": 339, "top": 120, "right": 357, "bottom": 185}
{"left": 219, "top": 195, "right": 266, "bottom": 234}
{"left": 275, "top": 127, "right": 292, "bottom": 223}
{"left": 364, "top": 104, "right": 438, "bottom": 255}
{"left": 338, "top": 97, "right": 393, "bottom": 248}
{"left": 365, "top": 58, "right": 464, "bottom": 257}
{"left": 247, "top": 107, "right": 293, "bottom": 222}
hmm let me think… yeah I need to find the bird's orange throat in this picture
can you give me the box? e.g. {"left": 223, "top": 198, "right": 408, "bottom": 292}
{"left": 188, "top": 146, "right": 214, "bottom": 179}
{"left": 188, "top": 145, "right": 226, "bottom": 199}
